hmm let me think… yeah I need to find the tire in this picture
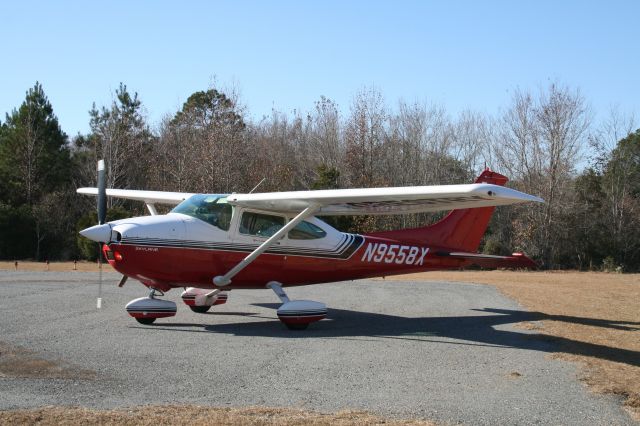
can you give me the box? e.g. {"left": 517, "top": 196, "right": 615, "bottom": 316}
{"left": 285, "top": 322, "right": 309, "bottom": 330}
{"left": 189, "top": 305, "right": 211, "bottom": 314}
{"left": 135, "top": 317, "right": 156, "bottom": 325}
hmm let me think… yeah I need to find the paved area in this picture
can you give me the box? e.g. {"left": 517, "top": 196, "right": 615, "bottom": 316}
{"left": 0, "top": 271, "right": 634, "bottom": 425}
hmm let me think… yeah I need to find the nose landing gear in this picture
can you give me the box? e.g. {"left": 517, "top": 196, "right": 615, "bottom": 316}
{"left": 125, "top": 287, "right": 177, "bottom": 325}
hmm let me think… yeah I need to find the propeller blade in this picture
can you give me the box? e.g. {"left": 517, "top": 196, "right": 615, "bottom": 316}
{"left": 117, "top": 275, "right": 128, "bottom": 287}
{"left": 97, "top": 160, "right": 106, "bottom": 225}
{"left": 95, "top": 160, "right": 107, "bottom": 310}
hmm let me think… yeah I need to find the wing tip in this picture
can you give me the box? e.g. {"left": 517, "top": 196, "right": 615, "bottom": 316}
{"left": 77, "top": 187, "right": 98, "bottom": 195}
{"left": 518, "top": 192, "right": 544, "bottom": 203}
{"left": 486, "top": 185, "right": 544, "bottom": 204}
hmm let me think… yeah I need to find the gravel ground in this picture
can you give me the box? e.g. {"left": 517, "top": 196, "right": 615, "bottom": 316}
{"left": 0, "top": 271, "right": 634, "bottom": 425}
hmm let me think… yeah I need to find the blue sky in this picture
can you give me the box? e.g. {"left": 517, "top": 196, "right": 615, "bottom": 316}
{"left": 0, "top": 1, "right": 638, "bottom": 136}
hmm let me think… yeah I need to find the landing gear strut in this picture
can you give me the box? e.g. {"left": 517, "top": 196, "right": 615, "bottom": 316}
{"left": 267, "top": 281, "right": 327, "bottom": 330}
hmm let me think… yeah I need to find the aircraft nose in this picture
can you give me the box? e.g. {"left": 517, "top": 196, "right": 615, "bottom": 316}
{"left": 79, "top": 224, "right": 112, "bottom": 242}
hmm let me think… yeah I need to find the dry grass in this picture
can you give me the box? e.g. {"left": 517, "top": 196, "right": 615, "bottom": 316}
{"left": 0, "top": 341, "right": 95, "bottom": 380}
{"left": 387, "top": 270, "right": 640, "bottom": 419}
{"left": 0, "top": 260, "right": 109, "bottom": 273}
{"left": 0, "top": 406, "right": 435, "bottom": 426}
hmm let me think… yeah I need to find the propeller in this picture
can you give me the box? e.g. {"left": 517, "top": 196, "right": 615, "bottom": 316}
{"left": 79, "top": 160, "right": 111, "bottom": 242}
{"left": 79, "top": 160, "right": 129, "bottom": 309}
{"left": 96, "top": 160, "right": 107, "bottom": 309}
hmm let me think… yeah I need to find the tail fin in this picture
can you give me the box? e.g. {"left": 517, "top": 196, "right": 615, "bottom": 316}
{"left": 367, "top": 169, "right": 507, "bottom": 252}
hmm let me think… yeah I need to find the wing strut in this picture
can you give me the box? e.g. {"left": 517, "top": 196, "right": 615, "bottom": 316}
{"left": 146, "top": 203, "right": 158, "bottom": 215}
{"left": 213, "top": 204, "right": 320, "bottom": 287}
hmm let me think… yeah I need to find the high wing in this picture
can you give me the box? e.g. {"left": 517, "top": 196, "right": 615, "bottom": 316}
{"left": 77, "top": 188, "right": 194, "bottom": 206}
{"left": 227, "top": 183, "right": 543, "bottom": 215}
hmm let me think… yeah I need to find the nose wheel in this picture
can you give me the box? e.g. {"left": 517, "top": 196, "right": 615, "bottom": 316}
{"left": 267, "top": 282, "right": 327, "bottom": 330}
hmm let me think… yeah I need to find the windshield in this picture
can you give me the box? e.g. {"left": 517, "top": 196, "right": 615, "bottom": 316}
{"left": 171, "top": 195, "right": 232, "bottom": 230}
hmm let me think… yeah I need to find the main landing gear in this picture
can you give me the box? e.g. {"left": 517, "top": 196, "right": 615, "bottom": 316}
{"left": 180, "top": 287, "right": 228, "bottom": 313}
{"left": 124, "top": 283, "right": 326, "bottom": 330}
{"left": 125, "top": 287, "right": 177, "bottom": 325}
{"left": 267, "top": 281, "right": 327, "bottom": 330}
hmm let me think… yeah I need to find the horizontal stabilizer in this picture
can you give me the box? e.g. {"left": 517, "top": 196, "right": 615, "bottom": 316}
{"left": 435, "top": 251, "right": 538, "bottom": 269}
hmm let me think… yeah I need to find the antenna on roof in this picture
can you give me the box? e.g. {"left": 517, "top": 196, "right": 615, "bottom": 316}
{"left": 249, "top": 178, "right": 266, "bottom": 194}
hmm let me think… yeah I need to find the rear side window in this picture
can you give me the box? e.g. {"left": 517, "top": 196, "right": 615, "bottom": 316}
{"left": 289, "top": 221, "right": 327, "bottom": 240}
{"left": 240, "top": 212, "right": 285, "bottom": 237}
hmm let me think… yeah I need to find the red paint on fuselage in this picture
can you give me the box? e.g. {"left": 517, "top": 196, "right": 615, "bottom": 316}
{"left": 103, "top": 235, "right": 461, "bottom": 291}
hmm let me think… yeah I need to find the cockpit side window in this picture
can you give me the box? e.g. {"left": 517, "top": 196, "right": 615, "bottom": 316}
{"left": 171, "top": 195, "right": 232, "bottom": 231}
{"left": 240, "top": 212, "right": 285, "bottom": 238}
{"left": 289, "top": 221, "right": 327, "bottom": 240}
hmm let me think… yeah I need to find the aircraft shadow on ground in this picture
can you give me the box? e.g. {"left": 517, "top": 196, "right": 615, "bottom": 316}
{"left": 136, "top": 304, "right": 640, "bottom": 368}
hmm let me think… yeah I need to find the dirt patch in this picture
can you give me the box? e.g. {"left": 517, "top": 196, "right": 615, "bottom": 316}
{"left": 0, "top": 261, "right": 109, "bottom": 273}
{"left": 0, "top": 406, "right": 435, "bottom": 425}
{"left": 0, "top": 341, "right": 95, "bottom": 380}
{"left": 385, "top": 270, "right": 640, "bottom": 419}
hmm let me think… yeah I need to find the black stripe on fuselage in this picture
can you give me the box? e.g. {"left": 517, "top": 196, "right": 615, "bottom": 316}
{"left": 118, "top": 234, "right": 364, "bottom": 260}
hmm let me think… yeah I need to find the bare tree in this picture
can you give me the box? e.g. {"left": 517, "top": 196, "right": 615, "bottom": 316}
{"left": 451, "top": 109, "right": 493, "bottom": 177}
{"left": 157, "top": 88, "right": 247, "bottom": 194}
{"left": 310, "top": 96, "right": 343, "bottom": 171}
{"left": 591, "top": 110, "right": 639, "bottom": 268}
{"left": 494, "top": 84, "right": 590, "bottom": 266}
{"left": 589, "top": 106, "right": 636, "bottom": 170}
{"left": 344, "top": 87, "right": 387, "bottom": 187}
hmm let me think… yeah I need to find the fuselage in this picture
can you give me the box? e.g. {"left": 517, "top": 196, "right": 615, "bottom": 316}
{"left": 101, "top": 203, "right": 465, "bottom": 292}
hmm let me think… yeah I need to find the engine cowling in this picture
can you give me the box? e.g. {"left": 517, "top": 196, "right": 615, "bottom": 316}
{"left": 125, "top": 297, "right": 177, "bottom": 319}
{"left": 180, "top": 287, "right": 228, "bottom": 307}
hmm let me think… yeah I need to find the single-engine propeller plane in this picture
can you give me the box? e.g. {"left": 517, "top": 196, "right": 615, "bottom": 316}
{"left": 78, "top": 161, "right": 542, "bottom": 329}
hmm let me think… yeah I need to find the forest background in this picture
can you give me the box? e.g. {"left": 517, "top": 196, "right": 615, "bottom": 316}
{"left": 0, "top": 81, "right": 638, "bottom": 271}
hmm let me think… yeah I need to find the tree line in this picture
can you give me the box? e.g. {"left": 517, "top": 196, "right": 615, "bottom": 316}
{"left": 0, "top": 82, "right": 638, "bottom": 271}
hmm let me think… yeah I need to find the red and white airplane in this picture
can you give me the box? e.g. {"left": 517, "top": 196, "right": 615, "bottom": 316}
{"left": 78, "top": 161, "right": 542, "bottom": 329}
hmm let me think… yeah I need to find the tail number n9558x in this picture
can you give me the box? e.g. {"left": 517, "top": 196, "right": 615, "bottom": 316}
{"left": 361, "top": 243, "right": 429, "bottom": 265}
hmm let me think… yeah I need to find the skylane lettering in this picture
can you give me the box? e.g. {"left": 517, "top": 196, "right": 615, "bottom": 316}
{"left": 361, "top": 243, "right": 429, "bottom": 265}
